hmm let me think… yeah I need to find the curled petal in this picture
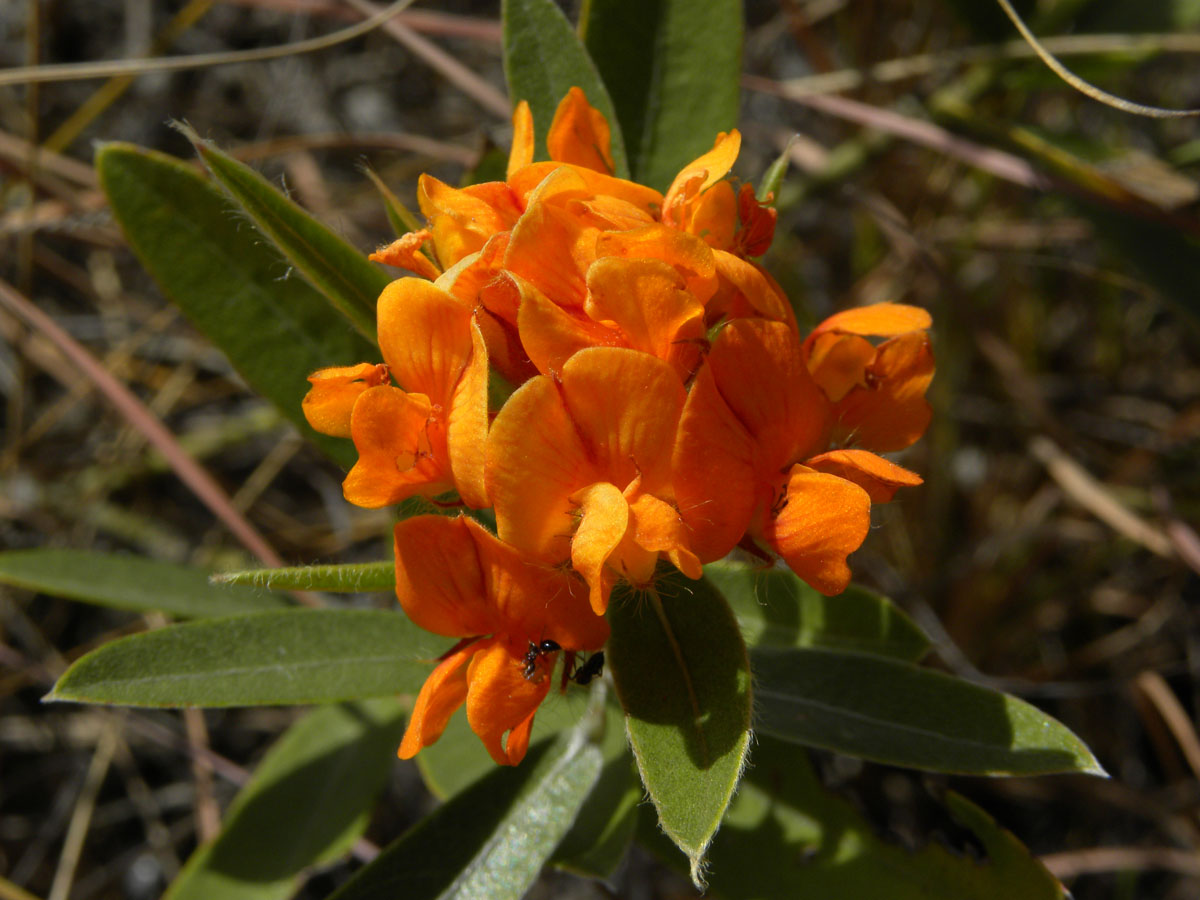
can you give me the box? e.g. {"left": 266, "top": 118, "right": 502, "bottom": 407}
{"left": 805, "top": 449, "right": 923, "bottom": 503}
{"left": 547, "top": 86, "right": 614, "bottom": 175}
{"left": 516, "top": 275, "right": 622, "bottom": 375}
{"left": 302, "top": 363, "right": 388, "bottom": 438}
{"left": 466, "top": 639, "right": 553, "bottom": 765}
{"left": 673, "top": 362, "right": 761, "bottom": 562}
{"left": 378, "top": 278, "right": 474, "bottom": 406}
{"left": 369, "top": 230, "right": 440, "bottom": 280}
{"left": 445, "top": 319, "right": 490, "bottom": 508}
{"left": 627, "top": 491, "right": 702, "bottom": 580}
{"left": 710, "top": 251, "right": 793, "bottom": 323}
{"left": 418, "top": 175, "right": 521, "bottom": 268}
{"left": 686, "top": 179, "right": 737, "bottom": 250}
{"left": 508, "top": 162, "right": 662, "bottom": 215}
{"left": 570, "top": 481, "right": 630, "bottom": 615}
{"left": 505, "top": 191, "right": 598, "bottom": 310}
{"left": 594, "top": 224, "right": 718, "bottom": 305}
{"left": 806, "top": 332, "right": 875, "bottom": 403}
{"left": 805, "top": 303, "right": 932, "bottom": 350}
{"left": 763, "top": 466, "right": 872, "bottom": 596}
{"left": 397, "top": 641, "right": 474, "bottom": 760}
{"left": 508, "top": 100, "right": 535, "bottom": 179}
{"left": 662, "top": 130, "right": 741, "bottom": 227}
{"left": 834, "top": 332, "right": 934, "bottom": 453}
{"left": 344, "top": 386, "right": 446, "bottom": 507}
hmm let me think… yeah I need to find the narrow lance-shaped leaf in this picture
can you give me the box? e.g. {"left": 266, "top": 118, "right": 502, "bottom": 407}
{"left": 180, "top": 124, "right": 388, "bottom": 341}
{"left": 213, "top": 561, "right": 395, "bottom": 594}
{"left": 753, "top": 647, "right": 1105, "bottom": 776}
{"left": 362, "top": 165, "right": 422, "bottom": 237}
{"left": 0, "top": 549, "right": 287, "bottom": 619}
{"left": 47, "top": 609, "right": 444, "bottom": 707}
{"left": 640, "top": 734, "right": 1066, "bottom": 900}
{"left": 502, "top": 0, "right": 629, "bottom": 177}
{"left": 704, "top": 561, "right": 930, "bottom": 661}
{"left": 330, "top": 694, "right": 607, "bottom": 900}
{"left": 97, "top": 143, "right": 373, "bottom": 467}
{"left": 606, "top": 570, "right": 752, "bottom": 888}
{"left": 582, "top": 0, "right": 742, "bottom": 190}
{"left": 165, "top": 698, "right": 407, "bottom": 900}
{"left": 757, "top": 134, "right": 798, "bottom": 204}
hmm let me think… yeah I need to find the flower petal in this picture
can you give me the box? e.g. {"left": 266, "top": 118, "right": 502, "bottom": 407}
{"left": 344, "top": 385, "right": 446, "bottom": 507}
{"left": 584, "top": 257, "right": 705, "bottom": 381}
{"left": 662, "top": 130, "right": 741, "bottom": 227}
{"left": 446, "top": 318, "right": 490, "bottom": 508}
{"left": 594, "top": 224, "right": 718, "bottom": 305}
{"left": 466, "top": 638, "right": 553, "bottom": 765}
{"left": 397, "top": 641, "right": 474, "bottom": 760}
{"left": 393, "top": 515, "right": 499, "bottom": 637}
{"left": 805, "top": 302, "right": 931, "bottom": 348}
{"left": 559, "top": 347, "right": 686, "bottom": 497}
{"left": 504, "top": 189, "right": 598, "bottom": 310}
{"left": 627, "top": 491, "right": 702, "bottom": 580}
{"left": 673, "top": 362, "right": 761, "bottom": 562}
{"left": 570, "top": 481, "right": 629, "bottom": 615}
{"left": 547, "top": 86, "right": 614, "bottom": 175}
{"left": 516, "top": 274, "right": 621, "bottom": 375}
{"left": 377, "top": 278, "right": 474, "bottom": 406}
{"left": 763, "top": 466, "right": 872, "bottom": 596}
{"left": 508, "top": 162, "right": 662, "bottom": 215}
{"left": 418, "top": 175, "right": 520, "bottom": 268}
{"left": 710, "top": 251, "right": 793, "bottom": 323}
{"left": 806, "top": 332, "right": 875, "bottom": 403}
{"left": 805, "top": 449, "right": 923, "bottom": 503}
{"left": 369, "top": 230, "right": 440, "bottom": 280}
{"left": 508, "top": 100, "right": 535, "bottom": 180}
{"left": 302, "top": 362, "right": 388, "bottom": 439}
{"left": 686, "top": 179, "right": 736, "bottom": 250}
{"left": 706, "top": 319, "right": 830, "bottom": 473}
{"left": 834, "top": 332, "right": 934, "bottom": 452}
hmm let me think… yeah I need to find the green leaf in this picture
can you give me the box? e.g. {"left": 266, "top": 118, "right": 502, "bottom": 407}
{"left": 641, "top": 734, "right": 1065, "bottom": 900}
{"left": 164, "top": 699, "right": 407, "bottom": 900}
{"left": 47, "top": 609, "right": 444, "bottom": 707}
{"left": 329, "top": 703, "right": 605, "bottom": 900}
{"left": 96, "top": 143, "right": 372, "bottom": 468}
{"left": 181, "top": 125, "right": 389, "bottom": 340}
{"left": 704, "top": 562, "right": 930, "bottom": 661}
{"left": 753, "top": 648, "right": 1105, "bottom": 776}
{"left": 362, "top": 165, "right": 422, "bottom": 236}
{"left": 582, "top": 0, "right": 742, "bottom": 190}
{"left": 606, "top": 571, "right": 752, "bottom": 887}
{"left": 757, "top": 135, "right": 797, "bottom": 203}
{"left": 416, "top": 685, "right": 639, "bottom": 880}
{"left": 213, "top": 561, "right": 394, "bottom": 594}
{"left": 0, "top": 549, "right": 288, "bottom": 619}
{"left": 502, "top": 0, "right": 629, "bottom": 178}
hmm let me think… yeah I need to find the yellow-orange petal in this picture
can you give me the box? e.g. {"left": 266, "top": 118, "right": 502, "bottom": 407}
{"left": 508, "top": 161, "right": 662, "bottom": 215}
{"left": 834, "top": 332, "right": 934, "bottom": 453}
{"left": 627, "top": 491, "right": 702, "bottom": 580}
{"left": 445, "top": 318, "right": 490, "bottom": 508}
{"left": 344, "top": 385, "right": 446, "bottom": 508}
{"left": 302, "top": 362, "right": 388, "bottom": 438}
{"left": 584, "top": 257, "right": 705, "bottom": 381}
{"left": 466, "top": 638, "right": 553, "bottom": 765}
{"left": 547, "top": 86, "right": 614, "bottom": 175}
{"left": 710, "top": 251, "right": 793, "bottom": 323}
{"left": 559, "top": 348, "right": 686, "bottom": 497}
{"left": 397, "top": 641, "right": 474, "bottom": 760}
{"left": 662, "top": 130, "right": 741, "bottom": 227}
{"left": 594, "top": 224, "right": 718, "bottom": 305}
{"left": 686, "top": 179, "right": 737, "bottom": 250}
{"left": 369, "top": 230, "right": 441, "bottom": 280}
{"left": 707, "top": 319, "right": 830, "bottom": 474}
{"left": 516, "top": 275, "right": 621, "bottom": 375}
{"left": 805, "top": 449, "right": 923, "bottom": 503}
{"left": 806, "top": 332, "right": 875, "bottom": 403}
{"left": 763, "top": 466, "right": 872, "bottom": 596}
{"left": 805, "top": 303, "right": 932, "bottom": 349}
{"left": 377, "top": 278, "right": 473, "bottom": 406}
{"left": 673, "top": 362, "right": 761, "bottom": 562}
{"left": 487, "top": 374, "right": 596, "bottom": 562}
{"left": 418, "top": 175, "right": 520, "bottom": 268}
{"left": 508, "top": 100, "right": 535, "bottom": 180}
{"left": 570, "top": 481, "right": 629, "bottom": 615}
{"left": 504, "top": 192, "right": 597, "bottom": 310}
{"left": 394, "top": 515, "right": 501, "bottom": 637}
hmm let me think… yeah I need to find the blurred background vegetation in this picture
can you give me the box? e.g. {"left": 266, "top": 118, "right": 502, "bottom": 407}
{"left": 2, "top": 1, "right": 1200, "bottom": 898}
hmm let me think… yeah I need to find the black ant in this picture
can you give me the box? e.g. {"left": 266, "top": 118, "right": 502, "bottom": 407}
{"left": 571, "top": 650, "right": 605, "bottom": 686}
{"left": 522, "top": 639, "right": 561, "bottom": 680}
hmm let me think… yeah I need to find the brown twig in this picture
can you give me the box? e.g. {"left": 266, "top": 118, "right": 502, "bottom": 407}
{"left": 1041, "top": 845, "right": 1200, "bottom": 879}
{"left": 0, "top": 276, "right": 287, "bottom": 570}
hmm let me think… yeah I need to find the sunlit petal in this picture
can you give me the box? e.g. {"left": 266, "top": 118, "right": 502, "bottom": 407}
{"left": 397, "top": 641, "right": 475, "bottom": 760}
{"left": 806, "top": 448, "right": 923, "bottom": 503}
{"left": 302, "top": 362, "right": 388, "bottom": 439}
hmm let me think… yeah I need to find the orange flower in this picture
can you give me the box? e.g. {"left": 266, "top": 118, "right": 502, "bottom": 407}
{"left": 487, "top": 347, "right": 701, "bottom": 615}
{"left": 674, "top": 304, "right": 930, "bottom": 594}
{"left": 395, "top": 514, "right": 607, "bottom": 765}
{"left": 302, "top": 278, "right": 489, "bottom": 509}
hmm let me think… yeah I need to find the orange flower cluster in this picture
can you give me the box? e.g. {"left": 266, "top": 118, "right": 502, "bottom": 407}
{"left": 303, "top": 89, "right": 933, "bottom": 765}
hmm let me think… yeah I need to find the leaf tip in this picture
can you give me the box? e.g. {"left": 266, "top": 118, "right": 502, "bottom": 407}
{"left": 688, "top": 854, "right": 710, "bottom": 892}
